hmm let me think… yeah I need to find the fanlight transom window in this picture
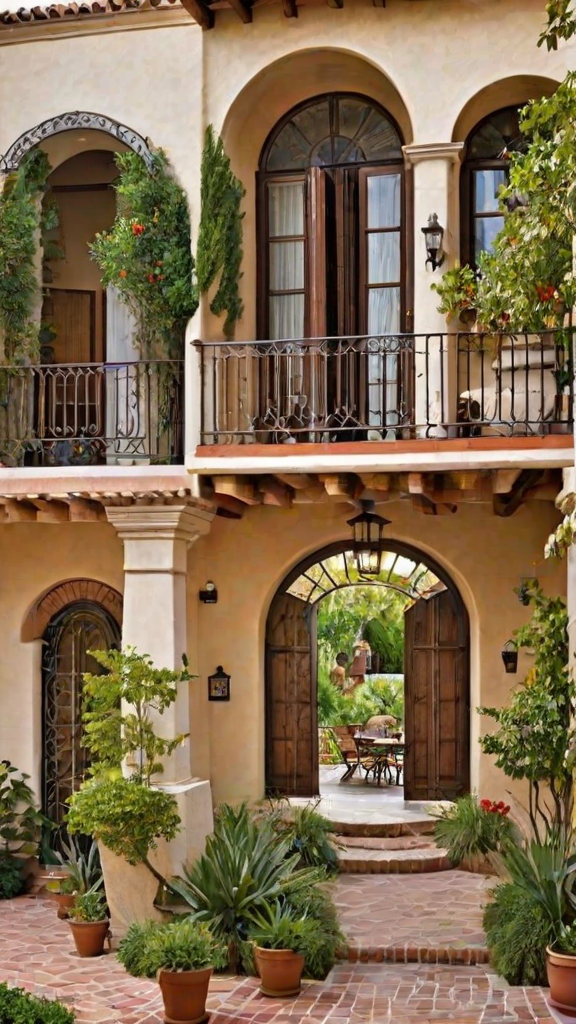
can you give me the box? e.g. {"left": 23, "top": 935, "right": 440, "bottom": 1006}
{"left": 263, "top": 94, "right": 403, "bottom": 172}
{"left": 462, "top": 105, "right": 524, "bottom": 264}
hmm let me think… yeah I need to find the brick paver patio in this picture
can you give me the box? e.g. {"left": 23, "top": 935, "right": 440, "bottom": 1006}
{"left": 0, "top": 887, "right": 554, "bottom": 1023}
{"left": 335, "top": 870, "right": 492, "bottom": 963}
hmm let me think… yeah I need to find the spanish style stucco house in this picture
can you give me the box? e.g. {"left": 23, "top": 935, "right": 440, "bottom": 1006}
{"left": 0, "top": 0, "right": 574, "bottom": 860}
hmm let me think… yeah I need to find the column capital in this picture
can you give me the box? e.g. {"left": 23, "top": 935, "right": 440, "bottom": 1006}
{"left": 403, "top": 142, "right": 465, "bottom": 167}
{"left": 105, "top": 500, "right": 214, "bottom": 545}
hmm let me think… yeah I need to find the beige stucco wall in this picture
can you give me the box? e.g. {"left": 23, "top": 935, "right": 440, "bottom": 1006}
{"left": 0, "top": 522, "right": 123, "bottom": 795}
{"left": 188, "top": 496, "right": 565, "bottom": 806}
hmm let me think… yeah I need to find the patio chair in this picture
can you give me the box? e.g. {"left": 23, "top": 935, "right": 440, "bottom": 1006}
{"left": 331, "top": 724, "right": 365, "bottom": 781}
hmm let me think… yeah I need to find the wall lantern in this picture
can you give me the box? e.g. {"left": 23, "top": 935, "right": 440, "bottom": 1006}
{"left": 347, "top": 504, "right": 391, "bottom": 576}
{"left": 422, "top": 213, "right": 445, "bottom": 271}
{"left": 208, "top": 665, "right": 230, "bottom": 701}
{"left": 199, "top": 580, "right": 218, "bottom": 604}
{"left": 501, "top": 640, "right": 518, "bottom": 674}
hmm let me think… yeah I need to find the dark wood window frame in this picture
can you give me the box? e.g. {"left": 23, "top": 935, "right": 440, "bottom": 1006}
{"left": 257, "top": 92, "right": 410, "bottom": 342}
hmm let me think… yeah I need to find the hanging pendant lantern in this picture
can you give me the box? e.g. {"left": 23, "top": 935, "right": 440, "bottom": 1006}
{"left": 501, "top": 640, "right": 518, "bottom": 674}
{"left": 347, "top": 505, "right": 391, "bottom": 576}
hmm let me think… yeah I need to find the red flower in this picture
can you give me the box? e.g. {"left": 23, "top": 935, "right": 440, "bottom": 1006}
{"left": 147, "top": 274, "right": 156, "bottom": 284}
{"left": 132, "top": 223, "right": 145, "bottom": 236}
{"left": 489, "top": 806, "right": 499, "bottom": 813}
{"left": 496, "top": 801, "right": 505, "bottom": 810}
{"left": 537, "top": 284, "right": 555, "bottom": 302}
{"left": 119, "top": 269, "right": 127, "bottom": 279}
{"left": 502, "top": 805, "right": 511, "bottom": 816}
{"left": 500, "top": 312, "right": 510, "bottom": 323}
{"left": 480, "top": 798, "right": 492, "bottom": 811}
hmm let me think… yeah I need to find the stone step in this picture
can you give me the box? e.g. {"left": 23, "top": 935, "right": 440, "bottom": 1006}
{"left": 337, "top": 838, "right": 451, "bottom": 874}
{"left": 331, "top": 816, "right": 436, "bottom": 838}
{"left": 339, "top": 942, "right": 490, "bottom": 966}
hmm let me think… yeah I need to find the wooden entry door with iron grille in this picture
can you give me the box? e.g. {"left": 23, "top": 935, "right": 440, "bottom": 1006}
{"left": 42, "top": 600, "right": 121, "bottom": 825}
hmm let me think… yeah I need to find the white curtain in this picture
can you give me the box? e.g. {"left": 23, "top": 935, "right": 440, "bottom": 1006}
{"left": 366, "top": 174, "right": 401, "bottom": 437}
{"left": 105, "top": 287, "right": 141, "bottom": 465}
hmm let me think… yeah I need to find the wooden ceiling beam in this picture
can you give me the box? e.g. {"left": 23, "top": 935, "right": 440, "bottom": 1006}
{"left": 359, "top": 473, "right": 391, "bottom": 493}
{"left": 180, "top": 0, "right": 214, "bottom": 28}
{"left": 493, "top": 469, "right": 523, "bottom": 495}
{"left": 276, "top": 473, "right": 315, "bottom": 490}
{"left": 5, "top": 499, "right": 37, "bottom": 522}
{"left": 227, "top": 0, "right": 252, "bottom": 22}
{"left": 69, "top": 498, "right": 106, "bottom": 522}
{"left": 212, "top": 476, "right": 261, "bottom": 505}
{"left": 259, "top": 477, "right": 293, "bottom": 508}
{"left": 320, "top": 474, "right": 357, "bottom": 499}
{"left": 493, "top": 470, "right": 543, "bottom": 517}
{"left": 29, "top": 498, "right": 70, "bottom": 523}
{"left": 213, "top": 493, "right": 247, "bottom": 519}
{"left": 282, "top": 0, "right": 297, "bottom": 15}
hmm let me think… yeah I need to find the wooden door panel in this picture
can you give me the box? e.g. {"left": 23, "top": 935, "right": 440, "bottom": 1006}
{"left": 266, "top": 593, "right": 318, "bottom": 797}
{"left": 404, "top": 589, "right": 469, "bottom": 801}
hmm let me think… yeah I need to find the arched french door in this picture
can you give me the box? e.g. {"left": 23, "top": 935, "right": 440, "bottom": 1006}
{"left": 265, "top": 541, "right": 470, "bottom": 800}
{"left": 42, "top": 600, "right": 121, "bottom": 825}
{"left": 257, "top": 93, "right": 410, "bottom": 440}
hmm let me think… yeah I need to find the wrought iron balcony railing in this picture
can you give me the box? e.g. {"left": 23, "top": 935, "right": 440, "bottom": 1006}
{"left": 0, "top": 360, "right": 184, "bottom": 466}
{"left": 197, "top": 331, "right": 574, "bottom": 445}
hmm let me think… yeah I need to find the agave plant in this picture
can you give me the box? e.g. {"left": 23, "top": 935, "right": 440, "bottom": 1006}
{"left": 496, "top": 829, "right": 576, "bottom": 937}
{"left": 55, "top": 838, "right": 103, "bottom": 895}
{"left": 170, "top": 803, "right": 315, "bottom": 971}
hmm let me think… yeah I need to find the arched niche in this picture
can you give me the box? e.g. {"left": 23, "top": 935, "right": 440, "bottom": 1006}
{"left": 213, "top": 49, "right": 413, "bottom": 340}
{"left": 451, "top": 75, "right": 560, "bottom": 145}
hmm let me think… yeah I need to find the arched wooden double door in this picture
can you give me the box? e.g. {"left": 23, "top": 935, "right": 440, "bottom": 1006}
{"left": 265, "top": 542, "right": 469, "bottom": 800}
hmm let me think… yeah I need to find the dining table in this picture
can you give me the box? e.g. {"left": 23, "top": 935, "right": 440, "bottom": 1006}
{"left": 353, "top": 732, "right": 405, "bottom": 786}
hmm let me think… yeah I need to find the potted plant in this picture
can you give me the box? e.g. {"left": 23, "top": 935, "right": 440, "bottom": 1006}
{"left": 250, "top": 902, "right": 321, "bottom": 998}
{"left": 68, "top": 888, "right": 110, "bottom": 957}
{"left": 117, "top": 917, "right": 227, "bottom": 1024}
{"left": 0, "top": 761, "right": 48, "bottom": 898}
{"left": 51, "top": 838, "right": 103, "bottom": 919}
{"left": 546, "top": 924, "right": 576, "bottom": 1015}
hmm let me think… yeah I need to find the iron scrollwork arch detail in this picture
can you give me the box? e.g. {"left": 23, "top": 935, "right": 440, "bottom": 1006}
{"left": 1, "top": 111, "right": 155, "bottom": 173}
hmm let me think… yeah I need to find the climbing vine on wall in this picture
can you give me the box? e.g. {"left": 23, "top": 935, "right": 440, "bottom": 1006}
{"left": 90, "top": 149, "right": 197, "bottom": 358}
{"left": 0, "top": 150, "right": 53, "bottom": 364}
{"left": 197, "top": 126, "right": 245, "bottom": 338}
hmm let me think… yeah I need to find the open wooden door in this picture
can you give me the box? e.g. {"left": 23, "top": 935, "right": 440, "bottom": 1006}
{"left": 404, "top": 588, "right": 469, "bottom": 800}
{"left": 266, "top": 592, "right": 318, "bottom": 796}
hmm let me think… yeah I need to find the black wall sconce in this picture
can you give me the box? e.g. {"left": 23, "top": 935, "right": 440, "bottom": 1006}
{"left": 208, "top": 665, "right": 230, "bottom": 701}
{"left": 199, "top": 581, "right": 218, "bottom": 604}
{"left": 422, "top": 213, "right": 445, "bottom": 271}
{"left": 501, "top": 640, "right": 518, "bottom": 674}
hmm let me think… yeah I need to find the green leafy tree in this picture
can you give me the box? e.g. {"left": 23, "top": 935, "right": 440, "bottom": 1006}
{"left": 317, "top": 585, "right": 407, "bottom": 673}
{"left": 478, "top": 581, "right": 574, "bottom": 839}
{"left": 539, "top": 0, "right": 576, "bottom": 49}
{"left": 90, "top": 150, "right": 197, "bottom": 357}
{"left": 81, "top": 646, "right": 190, "bottom": 783}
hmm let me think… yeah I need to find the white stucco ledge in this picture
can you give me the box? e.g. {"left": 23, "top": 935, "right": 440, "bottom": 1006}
{"left": 188, "top": 441, "right": 574, "bottom": 476}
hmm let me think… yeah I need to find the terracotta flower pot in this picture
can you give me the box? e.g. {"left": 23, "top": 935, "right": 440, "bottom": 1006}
{"left": 158, "top": 966, "right": 212, "bottom": 1024}
{"left": 546, "top": 947, "right": 576, "bottom": 1017}
{"left": 68, "top": 919, "right": 110, "bottom": 957}
{"left": 52, "top": 892, "right": 76, "bottom": 919}
{"left": 254, "top": 946, "right": 305, "bottom": 998}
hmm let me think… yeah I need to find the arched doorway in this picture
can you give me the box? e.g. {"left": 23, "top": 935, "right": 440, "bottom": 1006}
{"left": 265, "top": 541, "right": 469, "bottom": 801}
{"left": 42, "top": 600, "right": 121, "bottom": 825}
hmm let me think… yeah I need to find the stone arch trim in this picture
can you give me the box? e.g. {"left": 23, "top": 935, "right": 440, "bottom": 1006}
{"left": 1, "top": 112, "right": 154, "bottom": 173}
{"left": 22, "top": 578, "right": 123, "bottom": 642}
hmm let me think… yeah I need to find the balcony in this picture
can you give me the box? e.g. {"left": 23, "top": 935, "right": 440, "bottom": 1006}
{"left": 197, "top": 331, "right": 573, "bottom": 447}
{"left": 0, "top": 360, "right": 184, "bottom": 467}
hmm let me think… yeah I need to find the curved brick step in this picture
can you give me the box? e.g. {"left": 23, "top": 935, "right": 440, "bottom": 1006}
{"left": 331, "top": 817, "right": 436, "bottom": 838}
{"left": 340, "top": 942, "right": 490, "bottom": 965}
{"left": 337, "top": 839, "right": 451, "bottom": 874}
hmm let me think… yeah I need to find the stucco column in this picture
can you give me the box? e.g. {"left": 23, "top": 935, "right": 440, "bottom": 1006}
{"left": 105, "top": 501, "right": 214, "bottom": 782}
{"left": 403, "top": 143, "right": 464, "bottom": 435}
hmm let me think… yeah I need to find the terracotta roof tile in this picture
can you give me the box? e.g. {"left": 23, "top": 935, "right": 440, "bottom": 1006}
{"left": 0, "top": 0, "right": 180, "bottom": 26}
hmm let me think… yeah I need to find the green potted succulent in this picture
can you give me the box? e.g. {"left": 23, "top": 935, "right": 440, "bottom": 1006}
{"left": 118, "top": 917, "right": 227, "bottom": 1024}
{"left": 68, "top": 888, "right": 110, "bottom": 957}
{"left": 249, "top": 902, "right": 323, "bottom": 998}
